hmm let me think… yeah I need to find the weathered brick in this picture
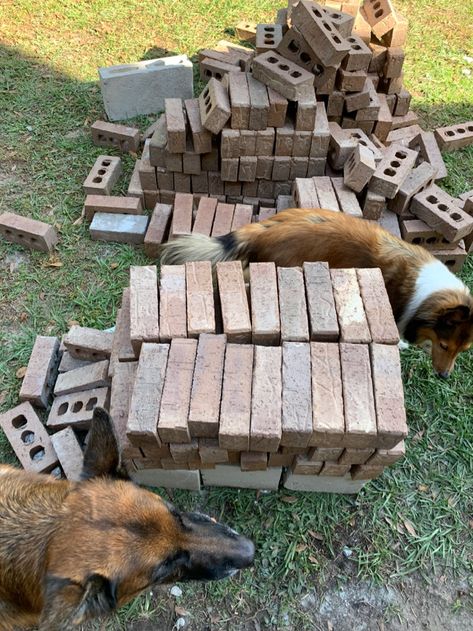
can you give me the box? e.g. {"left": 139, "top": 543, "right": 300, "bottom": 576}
{"left": 19, "top": 336, "right": 60, "bottom": 408}
{"left": 408, "top": 131, "right": 447, "bottom": 180}
{"left": 199, "top": 438, "right": 229, "bottom": 464}
{"left": 387, "top": 162, "right": 437, "bottom": 216}
{"left": 91, "top": 120, "right": 140, "bottom": 152}
{"left": 238, "top": 156, "right": 257, "bottom": 182}
{"left": 313, "top": 176, "right": 339, "bottom": 210}
{"left": 267, "top": 87, "right": 288, "bottom": 127}
{"left": 249, "top": 262, "right": 280, "bottom": 345}
{"left": 0, "top": 212, "right": 58, "bottom": 252}
{"left": 304, "top": 262, "right": 339, "bottom": 341}
{"left": 278, "top": 267, "right": 310, "bottom": 342}
{"left": 83, "top": 155, "right": 122, "bottom": 195}
{"left": 356, "top": 268, "right": 399, "bottom": 344}
{"left": 199, "top": 78, "right": 231, "bottom": 134}
{"left": 54, "top": 359, "right": 110, "bottom": 396}
{"left": 331, "top": 177, "right": 363, "bottom": 217}
{"left": 369, "top": 143, "right": 418, "bottom": 199}
{"left": 435, "top": 121, "right": 473, "bottom": 152}
{"left": 84, "top": 195, "right": 143, "bottom": 223}
{"left": 211, "top": 202, "right": 235, "bottom": 237}
{"left": 50, "top": 426, "right": 84, "bottom": 480}
{"left": 330, "top": 268, "right": 371, "bottom": 343}
{"left": 251, "top": 51, "right": 315, "bottom": 102}
{"left": 232, "top": 204, "right": 253, "bottom": 229}
{"left": 48, "top": 387, "right": 109, "bottom": 431}
{"left": 186, "top": 261, "right": 216, "bottom": 336}
{"left": 159, "top": 265, "right": 187, "bottom": 341}
{"left": 170, "top": 192, "right": 193, "bottom": 238}
{"left": 250, "top": 345, "right": 282, "bottom": 452}
{"left": 216, "top": 261, "right": 251, "bottom": 342}
{"left": 63, "top": 326, "right": 113, "bottom": 361}
{"left": 342, "top": 34, "right": 372, "bottom": 72}
{"left": 58, "top": 351, "right": 92, "bottom": 374}
{"left": 344, "top": 145, "right": 376, "bottom": 193}
{"left": 272, "top": 156, "right": 291, "bottom": 181}
{"left": 363, "top": 0, "right": 397, "bottom": 38}
{"left": 281, "top": 342, "right": 312, "bottom": 448}
{"left": 367, "top": 440, "right": 405, "bottom": 465}
{"left": 293, "top": 178, "right": 319, "bottom": 208}
{"left": 129, "top": 265, "right": 159, "bottom": 353}
{"left": 247, "top": 74, "right": 270, "bottom": 130}
{"left": 240, "top": 451, "right": 268, "bottom": 471}
{"left": 164, "top": 98, "right": 186, "bottom": 153}
{"left": 410, "top": 186, "right": 473, "bottom": 242}
{"left": 144, "top": 203, "right": 172, "bottom": 256}
{"left": 228, "top": 72, "right": 250, "bottom": 129}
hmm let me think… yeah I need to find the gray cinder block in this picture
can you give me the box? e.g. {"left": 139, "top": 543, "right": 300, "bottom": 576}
{"left": 201, "top": 464, "right": 282, "bottom": 491}
{"left": 131, "top": 468, "right": 201, "bottom": 491}
{"left": 283, "top": 471, "right": 367, "bottom": 494}
{"left": 90, "top": 213, "right": 149, "bottom": 244}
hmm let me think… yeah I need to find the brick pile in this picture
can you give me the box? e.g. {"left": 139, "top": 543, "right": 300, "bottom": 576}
{"left": 2, "top": 261, "right": 408, "bottom": 493}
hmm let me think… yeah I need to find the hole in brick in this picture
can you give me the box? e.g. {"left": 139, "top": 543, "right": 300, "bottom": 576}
{"left": 374, "top": 9, "right": 384, "bottom": 18}
{"left": 300, "top": 52, "right": 312, "bottom": 64}
{"left": 359, "top": 141, "right": 367, "bottom": 147}
{"left": 205, "top": 69, "right": 211, "bottom": 77}
{"left": 456, "top": 128, "right": 465, "bottom": 133}
{"left": 205, "top": 103, "right": 212, "bottom": 114}
{"left": 426, "top": 237, "right": 436, "bottom": 244}
{"left": 291, "top": 71, "right": 302, "bottom": 78}
{"left": 384, "top": 168, "right": 396, "bottom": 177}
{"left": 395, "top": 152, "right": 407, "bottom": 159}
{"left": 332, "top": 36, "right": 341, "bottom": 44}
{"left": 312, "top": 8, "right": 323, "bottom": 18}
{"left": 264, "top": 27, "right": 275, "bottom": 32}
{"left": 323, "top": 22, "right": 333, "bottom": 32}
{"left": 30, "top": 237, "right": 37, "bottom": 242}
{"left": 438, "top": 203, "right": 449, "bottom": 211}
{"left": 204, "top": 95, "right": 211, "bottom": 105}
{"left": 21, "top": 430, "right": 35, "bottom": 444}
{"left": 73, "top": 401, "right": 83, "bottom": 413}
{"left": 30, "top": 446, "right": 45, "bottom": 461}
{"left": 18, "top": 234, "right": 24, "bottom": 238}
{"left": 265, "top": 39, "right": 275, "bottom": 45}
{"left": 446, "top": 130, "right": 455, "bottom": 136}
{"left": 427, "top": 195, "right": 438, "bottom": 204}
{"left": 215, "top": 73, "right": 222, "bottom": 79}
{"left": 390, "top": 160, "right": 401, "bottom": 168}
{"left": 5, "top": 229, "right": 12, "bottom": 234}
{"left": 97, "top": 169, "right": 106, "bottom": 175}
{"left": 442, "top": 238, "right": 449, "bottom": 243}
{"left": 373, "top": 1, "right": 381, "bottom": 8}
{"left": 412, "top": 237, "right": 422, "bottom": 244}
{"left": 352, "top": 45, "right": 362, "bottom": 51}
{"left": 314, "top": 64, "right": 324, "bottom": 77}
{"left": 101, "top": 160, "right": 111, "bottom": 166}
{"left": 348, "top": 37, "right": 357, "bottom": 43}
{"left": 468, "top": 126, "right": 473, "bottom": 132}
{"left": 268, "top": 57, "right": 278, "bottom": 64}
{"left": 330, "top": 13, "right": 340, "bottom": 19}
{"left": 58, "top": 402, "right": 68, "bottom": 415}
{"left": 86, "top": 397, "right": 98, "bottom": 411}
{"left": 98, "top": 134, "right": 105, "bottom": 141}
{"left": 12, "top": 415, "right": 28, "bottom": 429}
{"left": 451, "top": 212, "right": 462, "bottom": 221}
{"left": 279, "top": 64, "right": 290, "bottom": 71}
{"left": 93, "top": 177, "right": 103, "bottom": 183}
{"left": 446, "top": 260, "right": 455, "bottom": 266}
{"left": 288, "top": 40, "right": 300, "bottom": 53}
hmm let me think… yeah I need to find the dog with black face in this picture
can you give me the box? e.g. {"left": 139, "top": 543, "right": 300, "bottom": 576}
{"left": 0, "top": 408, "right": 255, "bottom": 631}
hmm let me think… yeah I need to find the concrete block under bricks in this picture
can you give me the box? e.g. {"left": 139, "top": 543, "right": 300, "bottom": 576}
{"left": 340, "top": 343, "right": 377, "bottom": 448}
{"left": 435, "top": 121, "right": 473, "bottom": 152}
{"left": 387, "top": 162, "right": 437, "bottom": 216}
{"left": 159, "top": 265, "right": 187, "bottom": 341}
{"left": 303, "top": 262, "right": 339, "bottom": 341}
{"left": 310, "top": 342, "right": 345, "bottom": 448}
{"left": 132, "top": 468, "right": 201, "bottom": 490}
{"left": 356, "top": 268, "right": 399, "bottom": 344}
{"left": 281, "top": 342, "right": 312, "bottom": 448}
{"left": 19, "top": 336, "right": 60, "bottom": 408}
{"left": 129, "top": 265, "right": 159, "bottom": 353}
{"left": 344, "top": 145, "right": 376, "bottom": 194}
{"left": 170, "top": 192, "right": 193, "bottom": 238}
{"left": 309, "top": 446, "right": 344, "bottom": 462}
{"left": 50, "top": 427, "right": 84, "bottom": 481}
{"left": 319, "top": 462, "right": 351, "bottom": 477}
{"left": 278, "top": 267, "right": 310, "bottom": 342}
{"left": 199, "top": 78, "right": 231, "bottom": 135}
{"left": 47, "top": 387, "right": 109, "bottom": 431}
{"left": 0, "top": 402, "right": 59, "bottom": 473}
{"left": 219, "top": 344, "right": 253, "bottom": 451}
{"left": 283, "top": 471, "right": 367, "bottom": 493}
{"left": 0, "top": 212, "right": 58, "bottom": 253}
{"left": 267, "top": 87, "right": 288, "bottom": 127}
{"left": 144, "top": 203, "right": 172, "bottom": 256}
{"left": 351, "top": 464, "right": 384, "bottom": 480}
{"left": 240, "top": 451, "right": 268, "bottom": 471}
{"left": 110, "top": 361, "right": 137, "bottom": 452}
{"left": 158, "top": 339, "right": 197, "bottom": 444}
{"left": 251, "top": 51, "right": 315, "bottom": 102}
{"left": 188, "top": 334, "right": 226, "bottom": 439}
{"left": 91, "top": 120, "right": 140, "bottom": 152}
{"left": 408, "top": 132, "right": 447, "bottom": 180}
{"left": 369, "top": 143, "right": 418, "bottom": 199}
{"left": 411, "top": 186, "right": 473, "bottom": 242}
{"left": 64, "top": 326, "right": 113, "bottom": 361}
{"left": 54, "top": 359, "right": 110, "bottom": 396}
{"left": 247, "top": 74, "right": 270, "bottom": 131}
{"left": 202, "top": 464, "right": 281, "bottom": 490}
{"left": 331, "top": 178, "right": 363, "bottom": 217}
{"left": 84, "top": 195, "right": 143, "bottom": 222}
{"left": 330, "top": 269, "right": 371, "bottom": 343}
{"left": 90, "top": 213, "right": 148, "bottom": 244}
{"left": 216, "top": 261, "right": 251, "bottom": 342}
{"left": 250, "top": 346, "right": 282, "bottom": 452}
{"left": 170, "top": 440, "right": 199, "bottom": 464}
{"left": 83, "top": 155, "right": 122, "bottom": 196}
{"left": 186, "top": 261, "right": 216, "bottom": 336}
{"left": 249, "top": 262, "right": 281, "bottom": 345}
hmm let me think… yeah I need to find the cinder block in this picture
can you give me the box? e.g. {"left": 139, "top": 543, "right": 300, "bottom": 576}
{"left": 201, "top": 464, "right": 281, "bottom": 490}
{"left": 90, "top": 212, "right": 148, "bottom": 244}
{"left": 256, "top": 23, "right": 284, "bottom": 53}
{"left": 281, "top": 342, "right": 312, "bottom": 448}
{"left": 186, "top": 261, "right": 216, "bottom": 336}
{"left": 331, "top": 178, "right": 363, "bottom": 217}
{"left": 309, "top": 446, "right": 344, "bottom": 462}
{"left": 129, "top": 265, "right": 159, "bottom": 353}
{"left": 310, "top": 342, "right": 344, "bottom": 447}
{"left": 250, "top": 346, "right": 282, "bottom": 452}
{"left": 144, "top": 203, "right": 172, "bottom": 256}
{"left": 356, "top": 268, "right": 399, "bottom": 344}
{"left": 0, "top": 212, "right": 58, "bottom": 252}
{"left": 293, "top": 178, "right": 319, "bottom": 208}
{"left": 132, "top": 467, "right": 201, "bottom": 490}
{"left": 199, "top": 78, "right": 231, "bottom": 134}
{"left": 344, "top": 145, "right": 376, "bottom": 193}
{"left": 159, "top": 265, "right": 187, "bottom": 341}
{"left": 19, "top": 336, "right": 60, "bottom": 408}
{"left": 267, "top": 87, "right": 288, "bottom": 127}
{"left": 50, "top": 426, "right": 84, "bottom": 481}
{"left": 47, "top": 387, "right": 109, "bottom": 431}
{"left": 278, "top": 267, "right": 310, "bottom": 342}
{"left": 251, "top": 51, "right": 315, "bottom": 101}
{"left": 304, "top": 262, "right": 339, "bottom": 341}
{"left": 283, "top": 471, "right": 367, "bottom": 493}
{"left": 249, "top": 262, "right": 280, "bottom": 345}
{"left": 91, "top": 120, "right": 140, "bottom": 152}
{"left": 83, "top": 155, "right": 122, "bottom": 196}
{"left": 331, "top": 268, "right": 371, "bottom": 343}
{"left": 63, "top": 326, "right": 113, "bottom": 361}
{"left": 272, "top": 156, "right": 291, "bottom": 181}
{"left": 54, "top": 359, "right": 110, "bottom": 396}
{"left": 0, "top": 402, "right": 59, "bottom": 473}
{"left": 435, "top": 121, "right": 473, "bottom": 152}
{"left": 410, "top": 186, "right": 473, "bottom": 242}
{"left": 149, "top": 115, "right": 167, "bottom": 168}
{"left": 369, "top": 143, "right": 418, "bottom": 199}
{"left": 216, "top": 261, "right": 251, "bottom": 342}
{"left": 219, "top": 344, "right": 253, "bottom": 451}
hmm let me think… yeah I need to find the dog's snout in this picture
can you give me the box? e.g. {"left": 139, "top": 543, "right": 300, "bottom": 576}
{"left": 437, "top": 370, "right": 450, "bottom": 379}
{"left": 236, "top": 537, "right": 255, "bottom": 568}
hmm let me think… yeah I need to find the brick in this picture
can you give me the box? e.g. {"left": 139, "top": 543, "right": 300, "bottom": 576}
{"left": 201, "top": 147, "right": 220, "bottom": 172}
{"left": 227, "top": 72, "right": 250, "bottom": 129}
{"left": 0, "top": 402, "right": 59, "bottom": 473}
{"left": 268, "top": 450, "right": 295, "bottom": 467}
{"left": 342, "top": 34, "right": 372, "bottom": 72}
{"left": 128, "top": 267, "right": 160, "bottom": 356}
{"left": 291, "top": 455, "right": 322, "bottom": 475}
{"left": 363, "top": 0, "right": 397, "bottom": 38}
{"left": 338, "top": 447, "right": 374, "bottom": 465}
{"left": 281, "top": 342, "right": 312, "bottom": 448}
{"left": 275, "top": 121, "right": 294, "bottom": 156}
{"left": 362, "top": 189, "right": 385, "bottom": 220}
{"left": 191, "top": 172, "right": 208, "bottom": 193}
{"left": 276, "top": 26, "right": 319, "bottom": 73}
{"left": 267, "top": 86, "right": 288, "bottom": 127}
{"left": 0, "top": 212, "right": 58, "bottom": 253}
{"left": 369, "top": 143, "right": 418, "bottom": 199}
{"left": 391, "top": 111, "right": 420, "bottom": 131}
{"left": 108, "top": 361, "right": 138, "bottom": 455}
{"left": 252, "top": 51, "right": 315, "bottom": 102}
{"left": 318, "top": 462, "right": 350, "bottom": 477}
{"left": 293, "top": 178, "right": 319, "bottom": 208}
{"left": 400, "top": 219, "right": 456, "bottom": 250}
{"left": 327, "top": 91, "right": 344, "bottom": 117}
{"left": 143, "top": 190, "right": 160, "bottom": 210}
{"left": 200, "top": 57, "right": 241, "bottom": 82}
{"left": 379, "top": 208, "right": 402, "bottom": 239}
{"left": 394, "top": 88, "right": 411, "bottom": 117}
{"left": 216, "top": 261, "right": 251, "bottom": 342}
{"left": 239, "top": 130, "right": 256, "bottom": 156}
{"left": 232, "top": 204, "right": 253, "bottom": 229}
{"left": 186, "top": 261, "right": 216, "bottom": 336}
{"left": 351, "top": 464, "right": 384, "bottom": 480}
{"left": 248, "top": 262, "right": 280, "bottom": 345}
{"left": 58, "top": 351, "right": 92, "bottom": 374}
{"left": 272, "top": 156, "right": 291, "bottom": 181}
{"left": 199, "top": 438, "right": 228, "bottom": 464}
{"left": 199, "top": 78, "right": 231, "bottom": 135}
{"left": 295, "top": 88, "right": 317, "bottom": 132}
{"left": 278, "top": 267, "right": 310, "bottom": 342}
{"left": 387, "top": 162, "right": 437, "bottom": 216}
{"left": 256, "top": 23, "right": 284, "bottom": 53}
{"left": 183, "top": 99, "right": 211, "bottom": 155}
{"left": 304, "top": 262, "right": 339, "bottom": 341}
{"left": 63, "top": 326, "right": 113, "bottom": 361}
{"left": 250, "top": 346, "right": 282, "bottom": 452}
{"left": 344, "top": 87, "right": 371, "bottom": 114}
{"left": 169, "top": 192, "right": 193, "bottom": 238}
{"left": 352, "top": 7, "right": 371, "bottom": 43}
{"left": 344, "top": 144, "right": 376, "bottom": 193}
{"left": 192, "top": 197, "right": 216, "bottom": 236}
{"left": 356, "top": 268, "right": 399, "bottom": 345}
{"left": 127, "top": 159, "right": 144, "bottom": 201}
{"left": 435, "top": 121, "right": 473, "bottom": 152}
{"left": 337, "top": 68, "right": 367, "bottom": 93}
{"left": 83, "top": 155, "right": 122, "bottom": 195}
{"left": 328, "top": 123, "right": 357, "bottom": 169}
{"left": 384, "top": 47, "right": 404, "bottom": 78}
{"left": 292, "top": 131, "right": 312, "bottom": 157}
{"left": 238, "top": 156, "right": 257, "bottom": 182}
{"left": 410, "top": 186, "right": 473, "bottom": 242}
{"left": 313, "top": 176, "right": 339, "bottom": 211}
{"left": 84, "top": 195, "right": 143, "bottom": 223}
{"left": 50, "top": 427, "right": 84, "bottom": 481}
{"left": 208, "top": 171, "right": 224, "bottom": 196}
{"left": 149, "top": 115, "right": 167, "bottom": 168}
{"left": 326, "top": 6, "right": 355, "bottom": 36}
{"left": 240, "top": 451, "right": 268, "bottom": 471}
{"left": 201, "top": 464, "right": 281, "bottom": 490}
{"left": 221, "top": 129, "right": 240, "bottom": 159}
{"left": 212, "top": 202, "right": 235, "bottom": 237}
{"left": 18, "top": 336, "right": 60, "bottom": 408}
{"left": 427, "top": 244, "right": 468, "bottom": 274}
{"left": 219, "top": 344, "right": 253, "bottom": 451}
{"left": 164, "top": 98, "right": 186, "bottom": 153}
{"left": 221, "top": 158, "right": 239, "bottom": 182}
{"left": 48, "top": 387, "right": 109, "bottom": 431}
{"left": 235, "top": 21, "right": 257, "bottom": 42}
{"left": 182, "top": 143, "right": 201, "bottom": 176}
{"left": 331, "top": 177, "right": 363, "bottom": 217}
{"left": 158, "top": 265, "right": 187, "bottom": 341}
{"left": 54, "top": 359, "right": 110, "bottom": 397}
{"left": 340, "top": 343, "right": 377, "bottom": 448}
{"left": 331, "top": 269, "right": 371, "bottom": 343}
{"left": 144, "top": 203, "right": 172, "bottom": 256}
{"left": 408, "top": 132, "right": 447, "bottom": 180}
{"left": 91, "top": 120, "right": 140, "bottom": 152}
{"left": 115, "top": 289, "right": 137, "bottom": 363}
{"left": 367, "top": 441, "right": 405, "bottom": 465}
{"left": 290, "top": 157, "right": 309, "bottom": 179}
{"left": 90, "top": 212, "right": 148, "bottom": 244}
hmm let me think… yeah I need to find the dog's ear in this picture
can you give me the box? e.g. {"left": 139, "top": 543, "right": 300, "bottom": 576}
{"left": 439, "top": 305, "right": 471, "bottom": 327}
{"left": 81, "top": 407, "right": 120, "bottom": 480}
{"left": 70, "top": 574, "right": 118, "bottom": 625}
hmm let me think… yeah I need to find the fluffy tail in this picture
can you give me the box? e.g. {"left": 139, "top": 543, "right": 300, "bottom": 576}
{"left": 159, "top": 232, "right": 247, "bottom": 266}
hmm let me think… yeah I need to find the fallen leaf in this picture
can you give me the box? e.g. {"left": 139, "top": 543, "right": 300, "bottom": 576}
{"left": 447, "top": 496, "right": 456, "bottom": 507}
{"left": 308, "top": 530, "right": 324, "bottom": 541}
{"left": 309, "top": 554, "right": 318, "bottom": 564}
{"left": 296, "top": 543, "right": 307, "bottom": 553}
{"left": 403, "top": 519, "right": 417, "bottom": 537}
{"left": 412, "top": 430, "right": 424, "bottom": 442}
{"left": 19, "top": 312, "right": 28, "bottom": 322}
{"left": 281, "top": 495, "right": 297, "bottom": 504}
{"left": 175, "top": 606, "right": 189, "bottom": 616}
{"left": 418, "top": 484, "right": 429, "bottom": 492}
{"left": 39, "top": 292, "right": 46, "bottom": 300}
{"left": 68, "top": 320, "right": 80, "bottom": 328}
{"left": 44, "top": 257, "right": 63, "bottom": 268}
{"left": 385, "top": 516, "right": 404, "bottom": 535}
{"left": 16, "top": 366, "right": 27, "bottom": 379}
{"left": 72, "top": 215, "right": 83, "bottom": 226}
{"left": 110, "top": 262, "right": 119, "bottom": 269}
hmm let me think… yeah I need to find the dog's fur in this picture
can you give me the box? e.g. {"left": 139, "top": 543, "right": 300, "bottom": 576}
{"left": 0, "top": 408, "right": 254, "bottom": 631}
{"left": 160, "top": 207, "right": 473, "bottom": 377}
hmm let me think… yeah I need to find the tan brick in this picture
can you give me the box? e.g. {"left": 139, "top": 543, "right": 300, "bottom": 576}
{"left": 144, "top": 202, "right": 172, "bottom": 256}
{"left": 331, "top": 269, "right": 371, "bottom": 343}
{"left": 0, "top": 212, "right": 58, "bottom": 252}
{"left": 240, "top": 451, "right": 268, "bottom": 471}
{"left": 158, "top": 339, "right": 197, "bottom": 443}
{"left": 308, "top": 446, "right": 344, "bottom": 462}
{"left": 91, "top": 120, "right": 140, "bottom": 152}
{"left": 249, "top": 262, "right": 281, "bottom": 345}
{"left": 247, "top": 74, "right": 270, "bottom": 131}
{"left": 435, "top": 121, "right": 473, "bottom": 152}
{"left": 48, "top": 387, "right": 109, "bottom": 431}
{"left": 159, "top": 265, "right": 187, "bottom": 341}
{"left": 331, "top": 177, "right": 363, "bottom": 217}
{"left": 250, "top": 345, "right": 282, "bottom": 452}
{"left": 344, "top": 145, "right": 376, "bottom": 193}
{"left": 129, "top": 265, "right": 159, "bottom": 353}
{"left": 216, "top": 261, "right": 251, "bottom": 342}
{"left": 54, "top": 359, "right": 110, "bottom": 396}
{"left": 303, "top": 262, "right": 339, "bottom": 341}
{"left": 192, "top": 197, "right": 217, "bottom": 236}
{"left": 313, "top": 176, "right": 340, "bottom": 211}
{"left": 83, "top": 155, "right": 122, "bottom": 195}
{"left": 199, "top": 78, "right": 231, "bottom": 135}
{"left": 338, "top": 447, "right": 374, "bottom": 465}
{"left": 19, "top": 336, "right": 60, "bottom": 408}
{"left": 281, "top": 342, "right": 312, "bottom": 448}
{"left": 310, "top": 342, "right": 345, "bottom": 447}
{"left": 363, "top": 0, "right": 397, "bottom": 38}
{"left": 188, "top": 334, "right": 226, "bottom": 439}
{"left": 0, "top": 402, "right": 59, "bottom": 473}
{"left": 356, "top": 268, "right": 399, "bottom": 344}
{"left": 319, "top": 462, "right": 351, "bottom": 477}
{"left": 219, "top": 344, "right": 254, "bottom": 451}
{"left": 232, "top": 204, "right": 253, "bottom": 229}
{"left": 50, "top": 426, "right": 84, "bottom": 481}
{"left": 278, "top": 267, "right": 310, "bottom": 342}
{"left": 109, "top": 361, "right": 137, "bottom": 453}
{"left": 186, "top": 261, "right": 216, "bottom": 336}
{"left": 63, "top": 326, "right": 113, "bottom": 360}
{"left": 251, "top": 51, "right": 315, "bottom": 102}
{"left": 292, "top": 455, "right": 323, "bottom": 475}
{"left": 367, "top": 440, "right": 405, "bottom": 465}
{"left": 411, "top": 186, "right": 473, "bottom": 242}
{"left": 267, "top": 86, "right": 288, "bottom": 127}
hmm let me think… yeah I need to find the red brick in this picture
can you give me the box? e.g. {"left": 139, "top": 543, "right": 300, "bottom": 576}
{"left": 216, "top": 261, "right": 251, "bottom": 342}
{"left": 331, "top": 177, "right": 363, "bottom": 217}
{"left": 164, "top": 98, "right": 186, "bottom": 153}
{"left": 342, "top": 34, "right": 372, "bottom": 71}
{"left": 340, "top": 343, "right": 377, "bottom": 447}
{"left": 0, "top": 212, "right": 58, "bottom": 252}
{"left": 231, "top": 203, "right": 253, "bottom": 229}
{"left": 219, "top": 344, "right": 254, "bottom": 451}
{"left": 188, "top": 334, "right": 226, "bottom": 438}
{"left": 249, "top": 262, "right": 280, "bottom": 345}
{"left": 238, "top": 156, "right": 257, "bottom": 183}
{"left": 344, "top": 144, "right": 376, "bottom": 193}
{"left": 228, "top": 72, "right": 250, "bottom": 129}
{"left": 278, "top": 267, "right": 310, "bottom": 342}
{"left": 50, "top": 426, "right": 84, "bottom": 480}
{"left": 251, "top": 51, "right": 315, "bottom": 102}
{"left": 309, "top": 341, "right": 345, "bottom": 448}
{"left": 363, "top": 0, "right": 397, "bottom": 38}
{"left": 129, "top": 265, "right": 159, "bottom": 353}
{"left": 63, "top": 326, "right": 113, "bottom": 361}
{"left": 54, "top": 359, "right": 110, "bottom": 396}
{"left": 144, "top": 202, "right": 172, "bottom": 256}
{"left": 184, "top": 99, "right": 212, "bottom": 154}
{"left": 186, "top": 261, "right": 216, "bottom": 336}
{"left": 0, "top": 402, "right": 59, "bottom": 473}
{"left": 83, "top": 155, "right": 122, "bottom": 195}
{"left": 159, "top": 265, "right": 187, "bottom": 341}
{"left": 356, "top": 268, "right": 399, "bottom": 344}
{"left": 250, "top": 345, "right": 282, "bottom": 452}
{"left": 313, "top": 176, "right": 340, "bottom": 211}
{"left": 83, "top": 195, "right": 143, "bottom": 222}
{"left": 292, "top": 455, "right": 323, "bottom": 475}
{"left": 19, "top": 336, "right": 60, "bottom": 408}
{"left": 256, "top": 23, "right": 284, "bottom": 53}
{"left": 281, "top": 342, "right": 312, "bottom": 448}
{"left": 170, "top": 192, "right": 193, "bottom": 238}
{"left": 192, "top": 197, "right": 217, "bottom": 236}
{"left": 235, "top": 21, "right": 257, "bottom": 43}
{"left": 91, "top": 120, "right": 140, "bottom": 152}
{"left": 331, "top": 269, "right": 371, "bottom": 343}
{"left": 199, "top": 78, "right": 231, "bottom": 135}
{"left": 48, "top": 387, "right": 109, "bottom": 431}
{"left": 303, "top": 262, "right": 339, "bottom": 341}
{"left": 308, "top": 446, "right": 343, "bottom": 462}
{"left": 247, "top": 74, "right": 270, "bottom": 130}
{"left": 115, "top": 288, "right": 137, "bottom": 363}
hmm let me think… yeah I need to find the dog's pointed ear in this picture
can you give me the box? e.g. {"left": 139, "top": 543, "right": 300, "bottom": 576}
{"left": 81, "top": 407, "right": 120, "bottom": 480}
{"left": 440, "top": 305, "right": 471, "bottom": 326}
{"left": 71, "top": 573, "right": 118, "bottom": 625}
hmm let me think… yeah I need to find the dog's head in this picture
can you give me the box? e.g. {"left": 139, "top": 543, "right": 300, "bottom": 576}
{"left": 43, "top": 408, "right": 254, "bottom": 628}
{"left": 404, "top": 290, "right": 473, "bottom": 378}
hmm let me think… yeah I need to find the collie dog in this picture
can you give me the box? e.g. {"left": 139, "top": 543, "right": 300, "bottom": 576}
{"left": 0, "top": 408, "right": 254, "bottom": 631}
{"left": 160, "top": 208, "right": 473, "bottom": 377}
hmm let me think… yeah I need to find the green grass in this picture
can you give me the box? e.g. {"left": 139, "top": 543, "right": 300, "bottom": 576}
{"left": 1, "top": 0, "right": 473, "bottom": 628}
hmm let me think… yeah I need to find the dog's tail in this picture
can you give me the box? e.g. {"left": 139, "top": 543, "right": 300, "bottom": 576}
{"left": 159, "top": 230, "right": 254, "bottom": 267}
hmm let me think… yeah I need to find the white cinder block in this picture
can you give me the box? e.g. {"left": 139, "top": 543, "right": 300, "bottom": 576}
{"left": 283, "top": 471, "right": 367, "bottom": 493}
{"left": 90, "top": 213, "right": 149, "bottom": 244}
{"left": 201, "top": 464, "right": 282, "bottom": 490}
{"left": 131, "top": 468, "right": 201, "bottom": 491}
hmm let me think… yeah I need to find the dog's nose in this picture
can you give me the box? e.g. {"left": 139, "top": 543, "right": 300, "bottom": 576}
{"left": 437, "top": 370, "right": 450, "bottom": 379}
{"left": 236, "top": 537, "right": 255, "bottom": 568}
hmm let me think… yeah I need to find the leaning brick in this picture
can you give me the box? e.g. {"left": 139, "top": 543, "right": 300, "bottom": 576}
{"left": 356, "top": 268, "right": 399, "bottom": 344}
{"left": 54, "top": 359, "right": 110, "bottom": 396}
{"left": 63, "top": 326, "right": 113, "bottom": 361}
{"left": 185, "top": 98, "right": 213, "bottom": 154}
{"left": 109, "top": 361, "right": 138, "bottom": 453}
{"left": 50, "top": 426, "right": 84, "bottom": 481}
{"left": 19, "top": 336, "right": 60, "bottom": 408}
{"left": 129, "top": 265, "right": 159, "bottom": 353}
{"left": 144, "top": 203, "right": 173, "bottom": 257}
{"left": 199, "top": 78, "right": 231, "bottom": 135}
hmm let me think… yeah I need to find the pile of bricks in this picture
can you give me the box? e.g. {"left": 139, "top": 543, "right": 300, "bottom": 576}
{"left": 1, "top": 261, "right": 408, "bottom": 493}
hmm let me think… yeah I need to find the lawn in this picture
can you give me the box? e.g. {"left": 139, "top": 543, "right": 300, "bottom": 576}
{"left": 0, "top": 0, "right": 472, "bottom": 628}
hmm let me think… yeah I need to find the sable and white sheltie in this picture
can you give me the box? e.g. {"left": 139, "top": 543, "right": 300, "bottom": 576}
{"left": 160, "top": 208, "right": 473, "bottom": 378}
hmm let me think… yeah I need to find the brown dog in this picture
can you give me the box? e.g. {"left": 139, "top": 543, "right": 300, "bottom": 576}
{"left": 0, "top": 408, "right": 255, "bottom": 630}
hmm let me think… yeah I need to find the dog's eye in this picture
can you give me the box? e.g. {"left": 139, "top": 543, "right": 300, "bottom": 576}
{"left": 440, "top": 342, "right": 448, "bottom": 351}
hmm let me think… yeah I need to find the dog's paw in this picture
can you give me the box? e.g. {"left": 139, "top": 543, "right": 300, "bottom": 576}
{"left": 398, "top": 340, "right": 410, "bottom": 351}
